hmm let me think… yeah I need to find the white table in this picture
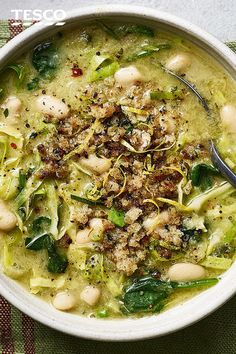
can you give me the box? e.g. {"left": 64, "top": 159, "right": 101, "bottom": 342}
{"left": 3, "top": 0, "right": 236, "bottom": 42}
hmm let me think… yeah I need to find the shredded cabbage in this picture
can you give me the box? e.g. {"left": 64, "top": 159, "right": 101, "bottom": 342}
{"left": 201, "top": 256, "right": 232, "bottom": 270}
{"left": 45, "top": 182, "right": 59, "bottom": 239}
{"left": 30, "top": 276, "right": 66, "bottom": 294}
{"left": 187, "top": 182, "right": 234, "bottom": 212}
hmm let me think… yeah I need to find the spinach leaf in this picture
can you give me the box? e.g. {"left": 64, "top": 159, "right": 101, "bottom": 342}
{"left": 18, "top": 170, "right": 26, "bottom": 192}
{"left": 3, "top": 108, "right": 9, "bottom": 117}
{"left": 150, "top": 87, "right": 183, "bottom": 100}
{"left": 125, "top": 276, "right": 173, "bottom": 293}
{"left": 123, "top": 291, "right": 167, "bottom": 313}
{"left": 172, "top": 278, "right": 218, "bottom": 289}
{"left": 122, "top": 275, "right": 218, "bottom": 314}
{"left": 25, "top": 233, "right": 53, "bottom": 251}
{"left": 32, "top": 216, "right": 51, "bottom": 234}
{"left": 127, "top": 44, "right": 171, "bottom": 62}
{"left": 47, "top": 251, "right": 68, "bottom": 273}
{"left": 25, "top": 215, "right": 68, "bottom": 273}
{"left": 26, "top": 232, "right": 67, "bottom": 273}
{"left": 32, "top": 42, "right": 59, "bottom": 79}
{"left": 71, "top": 194, "right": 104, "bottom": 206}
{"left": 18, "top": 206, "right": 26, "bottom": 221}
{"left": 97, "top": 21, "right": 119, "bottom": 38}
{"left": 181, "top": 228, "right": 202, "bottom": 243}
{"left": 108, "top": 207, "right": 125, "bottom": 227}
{"left": 27, "top": 77, "right": 40, "bottom": 91}
{"left": 6, "top": 64, "right": 25, "bottom": 88}
{"left": 114, "top": 24, "right": 154, "bottom": 37}
{"left": 191, "top": 163, "right": 219, "bottom": 191}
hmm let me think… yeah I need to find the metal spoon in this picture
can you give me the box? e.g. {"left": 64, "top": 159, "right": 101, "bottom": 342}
{"left": 163, "top": 67, "right": 236, "bottom": 188}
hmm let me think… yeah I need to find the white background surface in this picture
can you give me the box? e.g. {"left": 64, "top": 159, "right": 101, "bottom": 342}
{"left": 1, "top": 0, "right": 236, "bottom": 42}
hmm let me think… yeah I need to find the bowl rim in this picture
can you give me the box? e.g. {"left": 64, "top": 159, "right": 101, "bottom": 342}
{"left": 0, "top": 4, "right": 236, "bottom": 342}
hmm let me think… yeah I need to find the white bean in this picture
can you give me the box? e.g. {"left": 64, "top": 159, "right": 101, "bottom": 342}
{"left": 79, "top": 154, "right": 111, "bottom": 175}
{"left": 52, "top": 291, "right": 76, "bottom": 311}
{"left": 0, "top": 200, "right": 17, "bottom": 231}
{"left": 143, "top": 211, "right": 169, "bottom": 233}
{"left": 1, "top": 96, "right": 22, "bottom": 124}
{"left": 76, "top": 228, "right": 92, "bottom": 244}
{"left": 220, "top": 104, "right": 236, "bottom": 133}
{"left": 168, "top": 262, "right": 206, "bottom": 281}
{"left": 165, "top": 53, "right": 191, "bottom": 73}
{"left": 80, "top": 286, "right": 101, "bottom": 306}
{"left": 114, "top": 66, "right": 143, "bottom": 87}
{"left": 89, "top": 218, "right": 104, "bottom": 239}
{"left": 36, "top": 95, "right": 69, "bottom": 119}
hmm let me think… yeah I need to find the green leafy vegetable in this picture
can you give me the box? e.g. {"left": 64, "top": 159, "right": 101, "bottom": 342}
{"left": 47, "top": 252, "right": 68, "bottom": 273}
{"left": 88, "top": 54, "right": 119, "bottom": 82}
{"left": 150, "top": 87, "right": 183, "bottom": 100}
{"left": 187, "top": 182, "right": 233, "bottom": 212}
{"left": 201, "top": 256, "right": 232, "bottom": 270}
{"left": 26, "top": 232, "right": 68, "bottom": 274}
{"left": 32, "top": 42, "right": 59, "bottom": 79}
{"left": 27, "top": 77, "right": 39, "bottom": 91}
{"left": 18, "top": 170, "right": 26, "bottom": 192}
{"left": 108, "top": 207, "right": 125, "bottom": 227}
{"left": 71, "top": 194, "right": 104, "bottom": 206}
{"left": 127, "top": 44, "right": 171, "bottom": 62}
{"left": 6, "top": 64, "right": 25, "bottom": 88}
{"left": 32, "top": 216, "right": 51, "bottom": 235}
{"left": 25, "top": 233, "right": 53, "bottom": 251}
{"left": 25, "top": 215, "right": 67, "bottom": 273}
{"left": 115, "top": 24, "right": 154, "bottom": 37}
{"left": 124, "top": 290, "right": 167, "bottom": 313}
{"left": 171, "top": 278, "right": 218, "bottom": 289}
{"left": 3, "top": 108, "right": 9, "bottom": 117}
{"left": 191, "top": 163, "right": 219, "bottom": 191}
{"left": 98, "top": 22, "right": 154, "bottom": 38}
{"left": 98, "top": 22, "right": 119, "bottom": 38}
{"left": 123, "top": 275, "right": 218, "bottom": 313}
{"left": 84, "top": 253, "right": 104, "bottom": 281}
{"left": 181, "top": 227, "right": 203, "bottom": 243}
{"left": 90, "top": 61, "right": 119, "bottom": 82}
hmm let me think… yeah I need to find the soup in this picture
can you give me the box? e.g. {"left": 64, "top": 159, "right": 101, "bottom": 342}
{"left": 0, "top": 21, "right": 236, "bottom": 318}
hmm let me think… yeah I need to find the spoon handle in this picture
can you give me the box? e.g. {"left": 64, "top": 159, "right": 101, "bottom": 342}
{"left": 164, "top": 66, "right": 236, "bottom": 188}
{"left": 210, "top": 141, "right": 236, "bottom": 188}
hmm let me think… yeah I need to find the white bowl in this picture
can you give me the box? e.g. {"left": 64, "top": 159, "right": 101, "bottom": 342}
{"left": 0, "top": 5, "right": 236, "bottom": 341}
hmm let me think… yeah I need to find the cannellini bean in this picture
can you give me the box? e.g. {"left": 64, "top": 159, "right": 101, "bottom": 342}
{"left": 114, "top": 66, "right": 143, "bottom": 87}
{"left": 168, "top": 262, "right": 206, "bottom": 281}
{"left": 76, "top": 228, "right": 92, "bottom": 244}
{"left": 143, "top": 211, "right": 169, "bottom": 233}
{"left": 0, "top": 200, "right": 17, "bottom": 231}
{"left": 89, "top": 218, "right": 104, "bottom": 238}
{"left": 79, "top": 154, "right": 111, "bottom": 175}
{"left": 1, "top": 96, "right": 22, "bottom": 123}
{"left": 80, "top": 286, "right": 101, "bottom": 306}
{"left": 165, "top": 53, "right": 191, "bottom": 73}
{"left": 52, "top": 291, "right": 76, "bottom": 311}
{"left": 143, "top": 215, "right": 159, "bottom": 233}
{"left": 220, "top": 104, "right": 236, "bottom": 133}
{"left": 36, "top": 95, "right": 69, "bottom": 118}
